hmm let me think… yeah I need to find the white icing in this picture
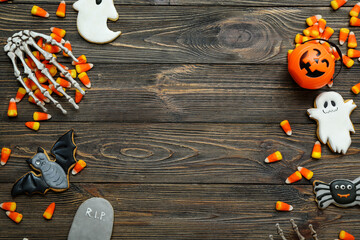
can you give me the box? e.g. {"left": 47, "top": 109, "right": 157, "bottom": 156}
{"left": 307, "top": 91, "right": 356, "bottom": 154}
{"left": 73, "top": 0, "right": 121, "bottom": 44}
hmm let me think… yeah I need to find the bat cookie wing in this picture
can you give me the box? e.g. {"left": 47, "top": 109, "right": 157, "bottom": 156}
{"left": 12, "top": 171, "right": 49, "bottom": 196}
{"left": 51, "top": 129, "right": 78, "bottom": 174}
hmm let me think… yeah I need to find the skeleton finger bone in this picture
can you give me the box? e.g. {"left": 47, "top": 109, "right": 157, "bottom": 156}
{"left": 290, "top": 219, "right": 305, "bottom": 240}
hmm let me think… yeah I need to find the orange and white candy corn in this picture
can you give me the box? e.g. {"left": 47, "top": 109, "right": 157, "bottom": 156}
{"left": 332, "top": 47, "right": 341, "bottom": 60}
{"left": 321, "top": 27, "right": 334, "bottom": 40}
{"left": 339, "top": 230, "right": 355, "bottom": 240}
{"left": 321, "top": 42, "right": 332, "bottom": 53}
{"left": 34, "top": 89, "right": 49, "bottom": 103}
{"left": 78, "top": 72, "right": 91, "bottom": 88}
{"left": 49, "top": 84, "right": 65, "bottom": 97}
{"left": 276, "top": 201, "right": 293, "bottom": 211}
{"left": 25, "top": 122, "right": 40, "bottom": 131}
{"left": 61, "top": 69, "right": 77, "bottom": 78}
{"left": 33, "top": 112, "right": 51, "bottom": 121}
{"left": 32, "top": 51, "right": 41, "bottom": 61}
{"left": 56, "top": 1, "right": 66, "bottom": 17}
{"left": 310, "top": 23, "right": 320, "bottom": 38}
{"left": 50, "top": 33, "right": 64, "bottom": 43}
{"left": 76, "top": 63, "right": 93, "bottom": 73}
{"left": 348, "top": 32, "right": 357, "bottom": 48}
{"left": 15, "top": 87, "right": 26, "bottom": 102}
{"left": 318, "top": 18, "right": 326, "bottom": 33}
{"left": 31, "top": 5, "right": 49, "bottom": 18}
{"left": 75, "top": 88, "right": 85, "bottom": 103}
{"left": 7, "top": 98, "right": 17, "bottom": 117}
{"left": 280, "top": 120, "right": 292, "bottom": 136}
{"left": 347, "top": 49, "right": 360, "bottom": 58}
{"left": 297, "top": 166, "right": 313, "bottom": 180}
{"left": 35, "top": 70, "right": 47, "bottom": 84}
{"left": 306, "top": 15, "right": 322, "bottom": 26}
{"left": 331, "top": 0, "right": 348, "bottom": 10}
{"left": 264, "top": 151, "right": 282, "bottom": 163}
{"left": 51, "top": 27, "right": 66, "bottom": 38}
{"left": 352, "top": 82, "right": 360, "bottom": 94}
{"left": 6, "top": 211, "right": 22, "bottom": 223}
{"left": 1, "top": 147, "right": 11, "bottom": 166}
{"left": 339, "top": 28, "right": 350, "bottom": 45}
{"left": 350, "top": 16, "right": 360, "bottom": 26}
{"left": 45, "top": 63, "right": 57, "bottom": 77}
{"left": 285, "top": 171, "right": 302, "bottom": 184}
{"left": 43, "top": 202, "right": 55, "bottom": 220}
{"left": 303, "top": 26, "right": 312, "bottom": 37}
{"left": 25, "top": 56, "right": 36, "bottom": 70}
{"left": 72, "top": 160, "right": 86, "bottom": 175}
{"left": 37, "top": 38, "right": 44, "bottom": 48}
{"left": 350, "top": 2, "right": 360, "bottom": 17}
{"left": 29, "top": 96, "right": 44, "bottom": 105}
{"left": 63, "top": 41, "right": 72, "bottom": 57}
{"left": 0, "top": 202, "right": 16, "bottom": 212}
{"left": 343, "top": 54, "right": 354, "bottom": 68}
{"left": 56, "top": 77, "right": 71, "bottom": 88}
{"left": 311, "top": 141, "right": 321, "bottom": 159}
{"left": 72, "top": 55, "right": 87, "bottom": 65}
{"left": 43, "top": 43, "right": 61, "bottom": 54}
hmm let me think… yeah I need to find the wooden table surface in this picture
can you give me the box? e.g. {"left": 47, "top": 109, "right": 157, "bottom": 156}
{"left": 1, "top": 0, "right": 360, "bottom": 239}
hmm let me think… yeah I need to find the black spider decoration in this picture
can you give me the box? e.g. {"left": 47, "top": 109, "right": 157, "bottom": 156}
{"left": 313, "top": 177, "right": 360, "bottom": 209}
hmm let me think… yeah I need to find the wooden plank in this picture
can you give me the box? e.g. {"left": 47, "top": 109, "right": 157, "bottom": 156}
{"left": 1, "top": 63, "right": 359, "bottom": 123}
{"left": 0, "top": 183, "right": 356, "bottom": 239}
{"left": 0, "top": 6, "right": 354, "bottom": 64}
{"left": 1, "top": 122, "right": 360, "bottom": 184}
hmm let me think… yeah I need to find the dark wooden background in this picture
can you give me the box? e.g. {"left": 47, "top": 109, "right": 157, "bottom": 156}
{"left": 1, "top": 0, "right": 360, "bottom": 239}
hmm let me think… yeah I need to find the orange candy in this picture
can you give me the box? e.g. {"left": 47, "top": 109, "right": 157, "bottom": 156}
{"left": 318, "top": 19, "right": 326, "bottom": 33}
{"left": 350, "top": 16, "right": 360, "bottom": 26}
{"left": 15, "top": 87, "right": 26, "bottom": 103}
{"left": 43, "top": 202, "right": 55, "bottom": 220}
{"left": 285, "top": 171, "right": 302, "bottom": 184}
{"left": 72, "top": 160, "right": 86, "bottom": 175}
{"left": 347, "top": 49, "right": 360, "bottom": 58}
{"left": 32, "top": 51, "right": 41, "bottom": 60}
{"left": 49, "top": 84, "right": 65, "bottom": 97}
{"left": 0, "top": 202, "right": 16, "bottom": 212}
{"left": 25, "top": 56, "right": 36, "bottom": 70}
{"left": 343, "top": 54, "right": 354, "bottom": 68}
{"left": 310, "top": 23, "right": 320, "bottom": 38}
{"left": 275, "top": 201, "right": 293, "bottom": 211}
{"left": 43, "top": 43, "right": 61, "bottom": 54}
{"left": 321, "top": 27, "right": 334, "bottom": 40}
{"left": 56, "top": 1, "right": 66, "bottom": 18}
{"left": 331, "top": 0, "right": 348, "bottom": 10}
{"left": 1, "top": 147, "right": 11, "bottom": 166}
{"left": 348, "top": 32, "right": 358, "bottom": 48}
{"left": 29, "top": 96, "right": 44, "bottom": 105}
{"left": 51, "top": 27, "right": 66, "bottom": 38}
{"left": 63, "top": 41, "right": 72, "bottom": 57}
{"left": 31, "top": 5, "right": 49, "bottom": 18}
{"left": 33, "top": 112, "right": 52, "bottom": 121}
{"left": 339, "top": 230, "right": 355, "bottom": 240}
{"left": 61, "top": 69, "right": 77, "bottom": 78}
{"left": 37, "top": 38, "right": 44, "bottom": 48}
{"left": 34, "top": 89, "right": 49, "bottom": 103}
{"left": 297, "top": 166, "right": 313, "bottom": 180}
{"left": 72, "top": 55, "right": 87, "bottom": 65}
{"left": 6, "top": 211, "right": 23, "bottom": 223}
{"left": 339, "top": 28, "right": 350, "bottom": 45}
{"left": 332, "top": 47, "right": 341, "bottom": 60}
{"left": 25, "top": 122, "right": 40, "bottom": 131}
{"left": 303, "top": 26, "right": 312, "bottom": 37}
{"left": 78, "top": 72, "right": 91, "bottom": 88}
{"left": 280, "top": 120, "right": 292, "bottom": 136}
{"left": 56, "top": 77, "right": 71, "bottom": 88}
{"left": 50, "top": 33, "right": 64, "bottom": 43}
{"left": 7, "top": 98, "right": 17, "bottom": 117}
{"left": 352, "top": 82, "right": 360, "bottom": 94}
{"left": 351, "top": 3, "right": 360, "bottom": 17}
{"left": 75, "top": 88, "right": 85, "bottom": 103}
{"left": 311, "top": 141, "right": 321, "bottom": 159}
{"left": 76, "top": 63, "right": 93, "bottom": 73}
{"left": 306, "top": 15, "right": 322, "bottom": 26}
{"left": 264, "top": 151, "right": 282, "bottom": 163}
{"left": 35, "top": 70, "right": 47, "bottom": 84}
{"left": 45, "top": 64, "right": 57, "bottom": 77}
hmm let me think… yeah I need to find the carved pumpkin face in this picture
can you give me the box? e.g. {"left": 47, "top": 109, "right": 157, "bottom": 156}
{"left": 288, "top": 42, "right": 335, "bottom": 89}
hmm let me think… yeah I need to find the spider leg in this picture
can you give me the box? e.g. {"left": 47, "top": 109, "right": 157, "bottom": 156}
{"left": 316, "top": 192, "right": 332, "bottom": 201}
{"left": 309, "top": 224, "right": 319, "bottom": 240}
{"left": 318, "top": 196, "right": 335, "bottom": 209}
{"left": 276, "top": 223, "right": 288, "bottom": 240}
{"left": 290, "top": 219, "right": 305, "bottom": 240}
{"left": 352, "top": 177, "right": 360, "bottom": 186}
{"left": 6, "top": 50, "right": 47, "bottom": 112}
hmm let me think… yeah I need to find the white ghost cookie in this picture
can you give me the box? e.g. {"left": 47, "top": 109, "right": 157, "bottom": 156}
{"left": 73, "top": 0, "right": 121, "bottom": 44}
{"left": 307, "top": 91, "right": 356, "bottom": 154}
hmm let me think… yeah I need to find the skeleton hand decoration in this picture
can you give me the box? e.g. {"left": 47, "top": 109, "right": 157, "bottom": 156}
{"left": 269, "top": 219, "right": 319, "bottom": 240}
{"left": 4, "top": 30, "right": 86, "bottom": 114}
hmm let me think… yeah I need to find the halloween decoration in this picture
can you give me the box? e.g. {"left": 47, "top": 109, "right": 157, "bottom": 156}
{"left": 307, "top": 91, "right": 356, "bottom": 154}
{"left": 313, "top": 177, "right": 360, "bottom": 209}
{"left": 4, "top": 30, "right": 85, "bottom": 114}
{"left": 288, "top": 41, "right": 335, "bottom": 89}
{"left": 269, "top": 219, "right": 319, "bottom": 240}
{"left": 73, "top": 0, "right": 121, "bottom": 44}
{"left": 12, "top": 130, "right": 78, "bottom": 196}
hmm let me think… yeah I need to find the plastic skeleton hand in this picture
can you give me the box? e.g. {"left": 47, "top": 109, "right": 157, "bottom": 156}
{"left": 4, "top": 30, "right": 85, "bottom": 114}
{"left": 269, "top": 219, "right": 319, "bottom": 240}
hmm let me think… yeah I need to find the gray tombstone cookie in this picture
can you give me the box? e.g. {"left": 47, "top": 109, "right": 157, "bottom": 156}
{"left": 68, "top": 197, "right": 114, "bottom": 240}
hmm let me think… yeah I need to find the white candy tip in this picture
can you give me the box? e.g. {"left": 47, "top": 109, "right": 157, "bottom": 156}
{"left": 86, "top": 83, "right": 91, "bottom": 88}
{"left": 315, "top": 15, "right": 322, "bottom": 20}
{"left": 0, "top": 162, "right": 4, "bottom": 166}
{"left": 45, "top": 13, "right": 49, "bottom": 18}
{"left": 285, "top": 179, "right": 291, "bottom": 184}
{"left": 9, "top": 98, "right": 15, "bottom": 103}
{"left": 5, "top": 211, "right": 10, "bottom": 216}
{"left": 89, "top": 63, "right": 94, "bottom": 68}
{"left": 289, "top": 205, "right": 294, "bottom": 211}
{"left": 286, "top": 131, "right": 292, "bottom": 136}
{"left": 315, "top": 141, "right": 321, "bottom": 144}
{"left": 340, "top": 41, "right": 344, "bottom": 45}
{"left": 264, "top": 158, "right": 269, "bottom": 163}
{"left": 297, "top": 166, "right": 303, "bottom": 171}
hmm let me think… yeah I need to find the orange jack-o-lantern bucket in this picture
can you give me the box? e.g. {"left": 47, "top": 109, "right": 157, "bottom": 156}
{"left": 288, "top": 41, "right": 337, "bottom": 89}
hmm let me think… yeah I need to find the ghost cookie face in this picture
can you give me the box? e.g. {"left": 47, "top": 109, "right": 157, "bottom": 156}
{"left": 307, "top": 91, "right": 356, "bottom": 154}
{"left": 73, "top": 0, "right": 121, "bottom": 44}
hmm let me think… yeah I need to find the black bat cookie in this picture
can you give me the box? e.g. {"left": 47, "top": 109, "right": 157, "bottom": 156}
{"left": 12, "top": 130, "right": 78, "bottom": 196}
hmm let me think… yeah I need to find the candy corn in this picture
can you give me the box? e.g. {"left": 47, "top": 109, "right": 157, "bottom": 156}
{"left": 78, "top": 72, "right": 91, "bottom": 88}
{"left": 339, "top": 230, "right": 355, "bottom": 240}
{"left": 43, "top": 43, "right": 61, "bottom": 54}
{"left": 7, "top": 98, "right": 17, "bottom": 117}
{"left": 321, "top": 27, "right": 334, "bottom": 40}
{"left": 347, "top": 49, "right": 360, "bottom": 59}
{"left": 328, "top": 80, "right": 334, "bottom": 88}
{"left": 321, "top": 42, "right": 332, "bottom": 53}
{"left": 29, "top": 79, "right": 38, "bottom": 91}
{"left": 331, "top": 0, "right": 348, "bottom": 10}
{"left": 275, "top": 201, "right": 293, "bottom": 211}
{"left": 280, "top": 120, "right": 292, "bottom": 136}
{"left": 348, "top": 32, "right": 358, "bottom": 48}
{"left": 34, "top": 89, "right": 49, "bottom": 103}
{"left": 41, "top": 84, "right": 52, "bottom": 95}
{"left": 303, "top": 26, "right": 312, "bottom": 37}
{"left": 25, "top": 56, "right": 36, "bottom": 70}
{"left": 0, "top": 202, "right": 16, "bottom": 212}
{"left": 351, "top": 16, "right": 360, "bottom": 26}
{"left": 28, "top": 96, "right": 44, "bottom": 105}
{"left": 49, "top": 84, "right": 64, "bottom": 97}
{"left": 318, "top": 19, "right": 326, "bottom": 33}
{"left": 6, "top": 211, "right": 22, "bottom": 223}
{"left": 1, "top": 147, "right": 11, "bottom": 166}
{"left": 58, "top": 62, "right": 69, "bottom": 70}
{"left": 311, "top": 141, "right": 321, "bottom": 159}
{"left": 51, "top": 27, "right": 66, "bottom": 38}
{"left": 310, "top": 23, "right": 320, "bottom": 38}
{"left": 72, "top": 160, "right": 86, "bottom": 175}
{"left": 35, "top": 70, "right": 47, "bottom": 83}
{"left": 72, "top": 55, "right": 87, "bottom": 65}
{"left": 332, "top": 47, "right": 341, "bottom": 60}
{"left": 352, "top": 83, "right": 360, "bottom": 94}
{"left": 37, "top": 38, "right": 44, "bottom": 48}
{"left": 45, "top": 64, "right": 57, "bottom": 77}
{"left": 285, "top": 171, "right": 302, "bottom": 184}
{"left": 295, "top": 34, "right": 305, "bottom": 44}
{"left": 297, "top": 166, "right": 313, "bottom": 180}
{"left": 50, "top": 33, "right": 64, "bottom": 43}
{"left": 339, "top": 28, "right": 350, "bottom": 45}
{"left": 343, "top": 54, "right": 354, "bottom": 68}
{"left": 56, "top": 77, "right": 71, "bottom": 88}
{"left": 25, "top": 122, "right": 40, "bottom": 131}
{"left": 56, "top": 1, "right": 66, "bottom": 17}
{"left": 61, "top": 69, "right": 77, "bottom": 78}
{"left": 287, "top": 49, "right": 293, "bottom": 61}
{"left": 264, "top": 151, "right": 282, "bottom": 163}
{"left": 15, "top": 87, "right": 26, "bottom": 102}
{"left": 43, "top": 202, "right": 55, "bottom": 220}
{"left": 75, "top": 88, "right": 85, "bottom": 103}
{"left": 351, "top": 3, "right": 360, "bottom": 17}
{"left": 306, "top": 15, "right": 322, "bottom": 26}
{"left": 76, "top": 63, "right": 93, "bottom": 73}
{"left": 32, "top": 51, "right": 41, "bottom": 60}
{"left": 63, "top": 41, "right": 72, "bottom": 57}
{"left": 31, "top": 5, "right": 49, "bottom": 18}
{"left": 33, "top": 112, "right": 51, "bottom": 121}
